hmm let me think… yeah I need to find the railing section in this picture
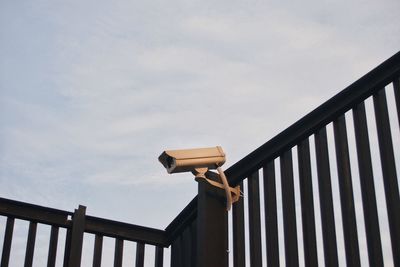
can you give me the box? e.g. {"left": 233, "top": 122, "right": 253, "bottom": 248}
{"left": 227, "top": 59, "right": 400, "bottom": 266}
{"left": 0, "top": 197, "right": 167, "bottom": 267}
{"left": 2, "top": 51, "right": 400, "bottom": 267}
{"left": 166, "top": 51, "right": 400, "bottom": 267}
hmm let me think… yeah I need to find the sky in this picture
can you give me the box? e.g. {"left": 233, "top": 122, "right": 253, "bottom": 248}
{"left": 1, "top": 0, "right": 400, "bottom": 266}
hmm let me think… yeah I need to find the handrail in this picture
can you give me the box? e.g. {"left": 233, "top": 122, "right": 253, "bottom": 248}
{"left": 165, "top": 50, "right": 400, "bottom": 240}
{"left": 0, "top": 197, "right": 72, "bottom": 227}
{"left": 165, "top": 196, "right": 197, "bottom": 242}
{"left": 85, "top": 215, "right": 168, "bottom": 246}
{"left": 226, "top": 50, "right": 400, "bottom": 186}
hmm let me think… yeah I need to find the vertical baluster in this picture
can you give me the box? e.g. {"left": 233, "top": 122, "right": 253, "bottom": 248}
{"left": 232, "top": 181, "right": 245, "bottom": 267}
{"left": 373, "top": 89, "right": 400, "bottom": 267}
{"left": 154, "top": 246, "right": 164, "bottom": 267}
{"left": 135, "top": 242, "right": 145, "bottom": 267}
{"left": 182, "top": 228, "right": 191, "bottom": 266}
{"left": 24, "top": 221, "right": 37, "bottom": 267}
{"left": 280, "top": 150, "right": 299, "bottom": 267}
{"left": 298, "top": 139, "right": 318, "bottom": 267}
{"left": 1, "top": 217, "right": 15, "bottom": 267}
{"left": 264, "top": 161, "right": 279, "bottom": 267}
{"left": 114, "top": 239, "right": 123, "bottom": 267}
{"left": 314, "top": 127, "right": 339, "bottom": 267}
{"left": 393, "top": 78, "right": 400, "bottom": 127}
{"left": 92, "top": 235, "right": 103, "bottom": 267}
{"left": 248, "top": 171, "right": 263, "bottom": 267}
{"left": 190, "top": 220, "right": 197, "bottom": 267}
{"left": 47, "top": 226, "right": 59, "bottom": 267}
{"left": 333, "top": 115, "right": 361, "bottom": 267}
{"left": 353, "top": 101, "right": 384, "bottom": 266}
{"left": 170, "top": 236, "right": 181, "bottom": 267}
{"left": 63, "top": 228, "right": 72, "bottom": 267}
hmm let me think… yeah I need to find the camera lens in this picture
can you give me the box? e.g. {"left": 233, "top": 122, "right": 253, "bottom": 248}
{"left": 166, "top": 157, "right": 174, "bottom": 168}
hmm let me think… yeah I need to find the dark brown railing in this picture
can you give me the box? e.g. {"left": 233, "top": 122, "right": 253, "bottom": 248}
{"left": 166, "top": 50, "right": 400, "bottom": 267}
{"left": 2, "top": 50, "right": 400, "bottom": 267}
{"left": 0, "top": 197, "right": 167, "bottom": 266}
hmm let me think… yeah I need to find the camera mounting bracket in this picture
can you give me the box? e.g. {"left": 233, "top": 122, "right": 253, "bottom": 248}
{"left": 192, "top": 167, "right": 241, "bottom": 207}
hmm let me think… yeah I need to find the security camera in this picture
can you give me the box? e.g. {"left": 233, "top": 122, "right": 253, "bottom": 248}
{"left": 158, "top": 146, "right": 240, "bottom": 211}
{"left": 158, "top": 146, "right": 226, "bottom": 174}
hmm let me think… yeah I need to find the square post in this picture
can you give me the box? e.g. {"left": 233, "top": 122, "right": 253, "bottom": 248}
{"left": 196, "top": 178, "right": 228, "bottom": 267}
{"left": 66, "top": 205, "right": 86, "bottom": 267}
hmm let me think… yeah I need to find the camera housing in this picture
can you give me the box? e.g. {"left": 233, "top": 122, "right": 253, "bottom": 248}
{"left": 158, "top": 146, "right": 226, "bottom": 174}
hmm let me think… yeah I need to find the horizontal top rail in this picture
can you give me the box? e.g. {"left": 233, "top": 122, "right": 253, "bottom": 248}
{"left": 166, "top": 50, "right": 400, "bottom": 240}
{"left": 165, "top": 197, "right": 197, "bottom": 242}
{"left": 0, "top": 197, "right": 72, "bottom": 227}
{"left": 85, "top": 215, "right": 168, "bottom": 247}
{"left": 226, "top": 50, "right": 400, "bottom": 186}
{"left": 0, "top": 197, "right": 169, "bottom": 247}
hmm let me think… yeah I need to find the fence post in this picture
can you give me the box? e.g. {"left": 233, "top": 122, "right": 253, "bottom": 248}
{"left": 66, "top": 205, "right": 86, "bottom": 267}
{"left": 196, "top": 176, "right": 229, "bottom": 267}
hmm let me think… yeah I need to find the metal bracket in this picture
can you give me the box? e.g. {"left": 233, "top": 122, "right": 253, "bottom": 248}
{"left": 193, "top": 168, "right": 241, "bottom": 204}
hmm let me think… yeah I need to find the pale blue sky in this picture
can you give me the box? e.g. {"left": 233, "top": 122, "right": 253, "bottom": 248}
{"left": 1, "top": 1, "right": 399, "bottom": 262}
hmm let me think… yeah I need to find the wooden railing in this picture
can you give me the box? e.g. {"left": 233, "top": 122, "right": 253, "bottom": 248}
{"left": 166, "top": 50, "right": 400, "bottom": 267}
{"left": 0, "top": 197, "right": 167, "bottom": 267}
{"left": 2, "top": 51, "right": 400, "bottom": 267}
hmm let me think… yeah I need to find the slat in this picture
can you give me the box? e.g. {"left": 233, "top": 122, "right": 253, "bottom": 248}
{"left": 170, "top": 237, "right": 181, "bottom": 267}
{"left": 393, "top": 78, "right": 400, "bottom": 127}
{"left": 373, "top": 88, "right": 400, "bottom": 266}
{"left": 47, "top": 226, "right": 59, "bottom": 267}
{"left": 154, "top": 246, "right": 164, "bottom": 267}
{"left": 92, "top": 235, "right": 103, "bottom": 267}
{"left": 232, "top": 181, "right": 245, "bottom": 267}
{"left": 1, "top": 217, "right": 15, "bottom": 267}
{"left": 297, "top": 139, "right": 318, "bottom": 267}
{"left": 114, "top": 239, "right": 123, "bottom": 267}
{"left": 190, "top": 220, "right": 197, "bottom": 267}
{"left": 135, "top": 242, "right": 145, "bottom": 267}
{"left": 63, "top": 229, "right": 72, "bottom": 267}
{"left": 24, "top": 221, "right": 37, "bottom": 267}
{"left": 352, "top": 102, "right": 384, "bottom": 267}
{"left": 333, "top": 115, "right": 361, "bottom": 267}
{"left": 280, "top": 150, "right": 299, "bottom": 267}
{"left": 247, "top": 171, "right": 263, "bottom": 266}
{"left": 263, "top": 161, "right": 279, "bottom": 267}
{"left": 314, "top": 127, "right": 339, "bottom": 267}
{"left": 182, "top": 228, "right": 191, "bottom": 267}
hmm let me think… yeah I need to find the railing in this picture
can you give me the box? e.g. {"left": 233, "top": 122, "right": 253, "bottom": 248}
{"left": 0, "top": 197, "right": 167, "bottom": 266}
{"left": 2, "top": 50, "right": 400, "bottom": 267}
{"left": 166, "top": 50, "right": 400, "bottom": 267}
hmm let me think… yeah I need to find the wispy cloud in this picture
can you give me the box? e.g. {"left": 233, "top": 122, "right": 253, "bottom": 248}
{"left": 1, "top": 0, "right": 399, "bottom": 230}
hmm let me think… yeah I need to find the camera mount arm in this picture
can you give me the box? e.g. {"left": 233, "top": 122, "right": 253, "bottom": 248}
{"left": 192, "top": 167, "right": 241, "bottom": 211}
